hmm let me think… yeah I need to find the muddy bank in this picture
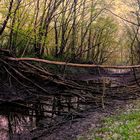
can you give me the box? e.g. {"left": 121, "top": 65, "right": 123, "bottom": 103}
{"left": 34, "top": 99, "right": 140, "bottom": 140}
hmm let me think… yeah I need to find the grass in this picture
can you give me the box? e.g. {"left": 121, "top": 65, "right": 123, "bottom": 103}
{"left": 78, "top": 100, "right": 140, "bottom": 140}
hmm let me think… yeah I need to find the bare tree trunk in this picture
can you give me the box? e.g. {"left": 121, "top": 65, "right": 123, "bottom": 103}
{"left": 0, "top": 0, "right": 14, "bottom": 36}
{"left": 54, "top": 17, "right": 59, "bottom": 57}
{"left": 79, "top": 0, "right": 86, "bottom": 58}
{"left": 33, "top": 0, "right": 40, "bottom": 55}
{"left": 9, "top": 0, "right": 21, "bottom": 54}
{"left": 71, "top": 0, "right": 78, "bottom": 59}
{"left": 36, "top": 0, "right": 62, "bottom": 57}
{"left": 87, "top": 1, "right": 94, "bottom": 61}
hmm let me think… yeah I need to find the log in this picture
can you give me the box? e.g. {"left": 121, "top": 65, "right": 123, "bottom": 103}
{"left": 8, "top": 57, "right": 140, "bottom": 69}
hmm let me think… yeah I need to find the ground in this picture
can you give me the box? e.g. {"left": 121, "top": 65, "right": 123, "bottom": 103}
{"left": 78, "top": 100, "right": 140, "bottom": 140}
{"left": 37, "top": 99, "right": 140, "bottom": 140}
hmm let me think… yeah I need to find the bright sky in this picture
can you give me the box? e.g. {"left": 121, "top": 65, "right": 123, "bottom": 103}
{"left": 114, "top": 0, "right": 128, "bottom": 13}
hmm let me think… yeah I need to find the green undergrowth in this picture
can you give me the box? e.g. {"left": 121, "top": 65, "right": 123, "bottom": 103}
{"left": 78, "top": 100, "right": 140, "bottom": 140}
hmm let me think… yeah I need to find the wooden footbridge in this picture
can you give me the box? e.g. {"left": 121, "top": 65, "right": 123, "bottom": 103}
{"left": 0, "top": 49, "right": 140, "bottom": 138}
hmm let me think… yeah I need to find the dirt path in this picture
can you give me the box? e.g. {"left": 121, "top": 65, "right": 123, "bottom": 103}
{"left": 37, "top": 99, "right": 139, "bottom": 140}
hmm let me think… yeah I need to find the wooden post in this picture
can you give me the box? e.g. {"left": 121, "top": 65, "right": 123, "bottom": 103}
{"left": 102, "top": 77, "right": 106, "bottom": 109}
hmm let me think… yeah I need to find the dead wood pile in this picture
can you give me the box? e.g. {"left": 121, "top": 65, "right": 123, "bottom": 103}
{"left": 0, "top": 48, "right": 140, "bottom": 138}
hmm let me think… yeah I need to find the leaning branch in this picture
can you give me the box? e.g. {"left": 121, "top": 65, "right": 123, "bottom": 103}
{"left": 105, "top": 8, "right": 139, "bottom": 26}
{"left": 0, "top": 0, "right": 14, "bottom": 36}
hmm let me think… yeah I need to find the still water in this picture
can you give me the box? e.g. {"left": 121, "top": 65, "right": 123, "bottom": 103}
{"left": 0, "top": 114, "right": 36, "bottom": 140}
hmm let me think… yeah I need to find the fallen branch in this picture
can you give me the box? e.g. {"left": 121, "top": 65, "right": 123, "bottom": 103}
{"left": 8, "top": 57, "right": 140, "bottom": 69}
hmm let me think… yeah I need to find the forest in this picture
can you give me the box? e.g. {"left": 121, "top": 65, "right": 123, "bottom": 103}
{"left": 0, "top": 0, "right": 140, "bottom": 64}
{"left": 0, "top": 0, "right": 140, "bottom": 140}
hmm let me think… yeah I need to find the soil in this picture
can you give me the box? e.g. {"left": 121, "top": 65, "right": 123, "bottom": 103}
{"left": 36, "top": 99, "right": 139, "bottom": 140}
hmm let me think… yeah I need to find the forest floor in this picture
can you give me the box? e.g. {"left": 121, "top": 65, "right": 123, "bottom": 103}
{"left": 78, "top": 99, "right": 140, "bottom": 140}
{"left": 38, "top": 98, "right": 140, "bottom": 140}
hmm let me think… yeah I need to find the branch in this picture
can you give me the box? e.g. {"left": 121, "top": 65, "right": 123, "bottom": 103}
{"left": 7, "top": 57, "right": 140, "bottom": 69}
{"left": 105, "top": 8, "right": 139, "bottom": 26}
{"left": 0, "top": 0, "right": 14, "bottom": 36}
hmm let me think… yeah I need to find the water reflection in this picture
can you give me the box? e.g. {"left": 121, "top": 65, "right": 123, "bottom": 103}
{"left": 0, "top": 114, "right": 36, "bottom": 140}
{"left": 0, "top": 116, "right": 8, "bottom": 140}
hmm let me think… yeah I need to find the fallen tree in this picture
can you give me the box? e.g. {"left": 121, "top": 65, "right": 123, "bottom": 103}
{"left": 8, "top": 57, "right": 140, "bottom": 69}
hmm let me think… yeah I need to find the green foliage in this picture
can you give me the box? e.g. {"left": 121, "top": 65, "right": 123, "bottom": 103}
{"left": 0, "top": 0, "right": 134, "bottom": 64}
{"left": 78, "top": 101, "right": 140, "bottom": 140}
